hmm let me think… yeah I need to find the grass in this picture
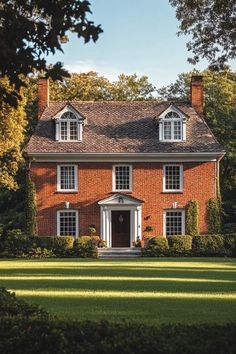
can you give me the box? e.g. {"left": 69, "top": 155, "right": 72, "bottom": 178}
{"left": 0, "top": 258, "right": 236, "bottom": 325}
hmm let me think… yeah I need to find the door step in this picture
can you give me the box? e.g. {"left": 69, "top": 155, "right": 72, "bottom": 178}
{"left": 97, "top": 247, "right": 141, "bottom": 259}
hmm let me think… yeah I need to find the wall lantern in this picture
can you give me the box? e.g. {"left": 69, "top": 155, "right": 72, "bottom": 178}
{"left": 118, "top": 196, "right": 124, "bottom": 204}
{"left": 65, "top": 202, "right": 70, "bottom": 209}
{"left": 172, "top": 202, "right": 178, "bottom": 209}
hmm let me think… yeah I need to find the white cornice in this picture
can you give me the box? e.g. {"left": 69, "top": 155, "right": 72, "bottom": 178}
{"left": 26, "top": 151, "right": 225, "bottom": 163}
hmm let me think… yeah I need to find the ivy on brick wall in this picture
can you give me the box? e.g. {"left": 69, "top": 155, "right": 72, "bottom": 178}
{"left": 186, "top": 200, "right": 199, "bottom": 236}
{"left": 25, "top": 178, "right": 37, "bottom": 235}
{"left": 207, "top": 198, "right": 222, "bottom": 234}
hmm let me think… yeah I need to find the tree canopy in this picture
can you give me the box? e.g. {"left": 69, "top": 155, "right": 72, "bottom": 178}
{"left": 170, "top": 0, "right": 236, "bottom": 68}
{"left": 0, "top": 0, "right": 102, "bottom": 106}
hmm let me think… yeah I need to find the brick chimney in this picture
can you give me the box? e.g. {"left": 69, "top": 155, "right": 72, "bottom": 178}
{"left": 38, "top": 78, "right": 49, "bottom": 117}
{"left": 190, "top": 76, "right": 204, "bottom": 115}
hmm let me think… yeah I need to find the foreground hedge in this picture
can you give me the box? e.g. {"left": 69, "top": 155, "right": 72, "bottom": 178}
{"left": 1, "top": 288, "right": 236, "bottom": 354}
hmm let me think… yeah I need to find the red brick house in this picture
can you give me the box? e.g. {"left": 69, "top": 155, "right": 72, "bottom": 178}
{"left": 25, "top": 77, "right": 224, "bottom": 247}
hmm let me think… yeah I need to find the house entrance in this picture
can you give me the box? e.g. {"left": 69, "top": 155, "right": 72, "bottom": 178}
{"left": 111, "top": 210, "right": 130, "bottom": 247}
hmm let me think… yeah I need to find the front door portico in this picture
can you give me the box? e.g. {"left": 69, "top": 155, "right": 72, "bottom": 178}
{"left": 98, "top": 194, "right": 143, "bottom": 248}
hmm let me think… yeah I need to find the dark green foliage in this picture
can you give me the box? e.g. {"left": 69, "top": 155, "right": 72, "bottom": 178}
{"left": 25, "top": 179, "right": 37, "bottom": 236}
{"left": 0, "top": 229, "right": 32, "bottom": 257}
{"left": 0, "top": 1, "right": 102, "bottom": 107}
{"left": 78, "top": 236, "right": 93, "bottom": 245}
{"left": 0, "top": 288, "right": 50, "bottom": 318}
{"left": 167, "top": 235, "right": 192, "bottom": 255}
{"left": 142, "top": 237, "right": 169, "bottom": 257}
{"left": 192, "top": 235, "right": 225, "bottom": 256}
{"left": 70, "top": 239, "right": 98, "bottom": 258}
{"left": 207, "top": 198, "right": 222, "bottom": 234}
{"left": 170, "top": 0, "right": 236, "bottom": 68}
{"left": 0, "top": 317, "right": 235, "bottom": 354}
{"left": 223, "top": 234, "right": 236, "bottom": 257}
{"left": 34, "top": 236, "right": 74, "bottom": 257}
{"left": 186, "top": 200, "right": 199, "bottom": 236}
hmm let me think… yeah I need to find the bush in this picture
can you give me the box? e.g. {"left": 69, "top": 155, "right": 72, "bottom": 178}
{"left": 70, "top": 239, "right": 97, "bottom": 258}
{"left": 142, "top": 237, "right": 169, "bottom": 257}
{"left": 0, "top": 317, "right": 235, "bottom": 354}
{"left": 223, "top": 233, "right": 236, "bottom": 257}
{"left": 186, "top": 200, "right": 199, "bottom": 236}
{"left": 0, "top": 288, "right": 50, "bottom": 318}
{"left": 207, "top": 198, "right": 222, "bottom": 234}
{"left": 34, "top": 236, "right": 74, "bottom": 257}
{"left": 0, "top": 229, "right": 33, "bottom": 257}
{"left": 167, "top": 235, "right": 192, "bottom": 255}
{"left": 192, "top": 235, "right": 225, "bottom": 256}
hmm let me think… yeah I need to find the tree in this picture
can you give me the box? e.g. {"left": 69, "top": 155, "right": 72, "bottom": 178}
{"left": 170, "top": 0, "right": 236, "bottom": 68}
{"left": 0, "top": 0, "right": 102, "bottom": 106}
{"left": 0, "top": 77, "right": 26, "bottom": 190}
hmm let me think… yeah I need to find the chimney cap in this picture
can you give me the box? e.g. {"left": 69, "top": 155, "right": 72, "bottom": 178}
{"left": 191, "top": 75, "right": 203, "bottom": 83}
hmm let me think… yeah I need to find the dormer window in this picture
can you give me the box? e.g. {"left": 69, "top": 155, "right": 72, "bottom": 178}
{"left": 60, "top": 112, "right": 78, "bottom": 141}
{"left": 158, "top": 106, "right": 187, "bottom": 142}
{"left": 55, "top": 108, "right": 84, "bottom": 142}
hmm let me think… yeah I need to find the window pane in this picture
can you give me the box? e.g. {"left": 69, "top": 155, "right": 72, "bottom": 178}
{"left": 60, "top": 166, "right": 76, "bottom": 190}
{"left": 115, "top": 166, "right": 130, "bottom": 190}
{"left": 174, "top": 121, "right": 181, "bottom": 140}
{"left": 165, "top": 165, "right": 181, "bottom": 190}
{"left": 70, "top": 122, "right": 78, "bottom": 140}
{"left": 166, "top": 211, "right": 183, "bottom": 236}
{"left": 60, "top": 122, "right": 68, "bottom": 141}
{"left": 59, "top": 211, "right": 77, "bottom": 236}
{"left": 163, "top": 121, "right": 171, "bottom": 140}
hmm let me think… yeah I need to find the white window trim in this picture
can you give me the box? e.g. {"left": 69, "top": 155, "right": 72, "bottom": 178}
{"left": 57, "top": 165, "right": 78, "bottom": 192}
{"left": 112, "top": 165, "right": 132, "bottom": 192}
{"left": 162, "top": 119, "right": 183, "bottom": 142}
{"left": 59, "top": 120, "right": 81, "bottom": 142}
{"left": 57, "top": 209, "right": 79, "bottom": 238}
{"left": 163, "top": 164, "right": 183, "bottom": 192}
{"left": 163, "top": 209, "right": 185, "bottom": 236}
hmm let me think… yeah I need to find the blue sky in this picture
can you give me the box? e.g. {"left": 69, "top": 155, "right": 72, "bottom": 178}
{"left": 47, "top": 0, "right": 235, "bottom": 89}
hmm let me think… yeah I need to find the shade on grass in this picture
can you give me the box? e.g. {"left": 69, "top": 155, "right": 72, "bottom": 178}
{"left": 0, "top": 258, "right": 235, "bottom": 325}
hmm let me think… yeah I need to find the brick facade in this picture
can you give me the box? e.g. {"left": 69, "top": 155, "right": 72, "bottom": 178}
{"left": 31, "top": 161, "right": 216, "bottom": 237}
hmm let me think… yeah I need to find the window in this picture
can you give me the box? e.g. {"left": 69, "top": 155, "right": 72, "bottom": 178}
{"left": 113, "top": 165, "right": 132, "bottom": 191}
{"left": 59, "top": 111, "right": 80, "bottom": 141}
{"left": 163, "top": 165, "right": 183, "bottom": 192}
{"left": 159, "top": 110, "right": 185, "bottom": 142}
{"left": 57, "top": 210, "right": 78, "bottom": 237}
{"left": 164, "top": 210, "right": 185, "bottom": 236}
{"left": 57, "top": 165, "right": 78, "bottom": 192}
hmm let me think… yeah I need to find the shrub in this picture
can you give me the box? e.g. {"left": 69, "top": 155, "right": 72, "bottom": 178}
{"left": 222, "top": 233, "right": 236, "bottom": 257}
{"left": 192, "top": 235, "right": 225, "bottom": 256}
{"left": 207, "top": 198, "right": 222, "bottom": 234}
{"left": 142, "top": 237, "right": 169, "bottom": 257}
{"left": 78, "top": 236, "right": 92, "bottom": 245}
{"left": 34, "top": 236, "right": 74, "bottom": 257}
{"left": 0, "top": 229, "right": 32, "bottom": 257}
{"left": 186, "top": 200, "right": 199, "bottom": 236}
{"left": 25, "top": 179, "right": 37, "bottom": 236}
{"left": 167, "top": 235, "right": 192, "bottom": 255}
{"left": 70, "top": 239, "right": 97, "bottom": 258}
{"left": 0, "top": 288, "right": 50, "bottom": 318}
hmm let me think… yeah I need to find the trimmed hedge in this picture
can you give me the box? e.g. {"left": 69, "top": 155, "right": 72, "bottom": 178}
{"left": 168, "top": 235, "right": 192, "bottom": 255}
{"left": 34, "top": 236, "right": 75, "bottom": 256}
{"left": 0, "top": 289, "right": 236, "bottom": 354}
{"left": 142, "top": 237, "right": 169, "bottom": 257}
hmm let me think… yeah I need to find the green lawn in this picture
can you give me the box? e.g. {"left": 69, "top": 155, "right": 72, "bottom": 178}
{"left": 0, "top": 258, "right": 236, "bottom": 325}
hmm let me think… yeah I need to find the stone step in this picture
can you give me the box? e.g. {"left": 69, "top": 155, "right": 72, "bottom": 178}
{"left": 97, "top": 247, "right": 141, "bottom": 258}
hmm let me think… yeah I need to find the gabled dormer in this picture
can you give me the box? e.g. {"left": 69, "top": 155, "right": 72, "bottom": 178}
{"left": 52, "top": 104, "right": 86, "bottom": 142}
{"left": 157, "top": 105, "right": 188, "bottom": 142}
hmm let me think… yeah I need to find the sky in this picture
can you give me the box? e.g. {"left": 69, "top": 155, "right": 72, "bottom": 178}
{"left": 47, "top": 0, "right": 235, "bottom": 89}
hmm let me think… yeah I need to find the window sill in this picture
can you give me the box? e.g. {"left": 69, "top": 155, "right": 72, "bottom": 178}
{"left": 112, "top": 190, "right": 132, "bottom": 193}
{"left": 56, "top": 191, "right": 78, "bottom": 194}
{"left": 162, "top": 191, "right": 183, "bottom": 194}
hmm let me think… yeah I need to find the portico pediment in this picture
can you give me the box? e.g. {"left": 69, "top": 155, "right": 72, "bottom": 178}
{"left": 98, "top": 194, "right": 144, "bottom": 206}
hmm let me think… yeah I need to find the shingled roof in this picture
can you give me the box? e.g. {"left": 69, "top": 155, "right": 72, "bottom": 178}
{"left": 25, "top": 101, "right": 224, "bottom": 154}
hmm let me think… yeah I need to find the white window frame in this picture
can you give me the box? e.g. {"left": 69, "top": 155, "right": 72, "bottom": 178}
{"left": 162, "top": 117, "right": 183, "bottom": 142}
{"left": 163, "top": 209, "right": 185, "bottom": 236}
{"left": 57, "top": 110, "right": 83, "bottom": 142}
{"left": 57, "top": 210, "right": 79, "bottom": 238}
{"left": 112, "top": 165, "right": 132, "bottom": 192}
{"left": 57, "top": 165, "right": 78, "bottom": 192}
{"left": 158, "top": 106, "right": 186, "bottom": 142}
{"left": 163, "top": 164, "right": 183, "bottom": 192}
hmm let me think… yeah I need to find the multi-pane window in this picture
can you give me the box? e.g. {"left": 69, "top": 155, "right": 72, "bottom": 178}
{"left": 59, "top": 111, "right": 78, "bottom": 141}
{"left": 164, "top": 165, "right": 183, "bottom": 192}
{"left": 58, "top": 165, "right": 77, "bottom": 191}
{"left": 165, "top": 211, "right": 184, "bottom": 236}
{"left": 113, "top": 165, "right": 132, "bottom": 191}
{"left": 161, "top": 111, "right": 183, "bottom": 141}
{"left": 57, "top": 210, "right": 78, "bottom": 237}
